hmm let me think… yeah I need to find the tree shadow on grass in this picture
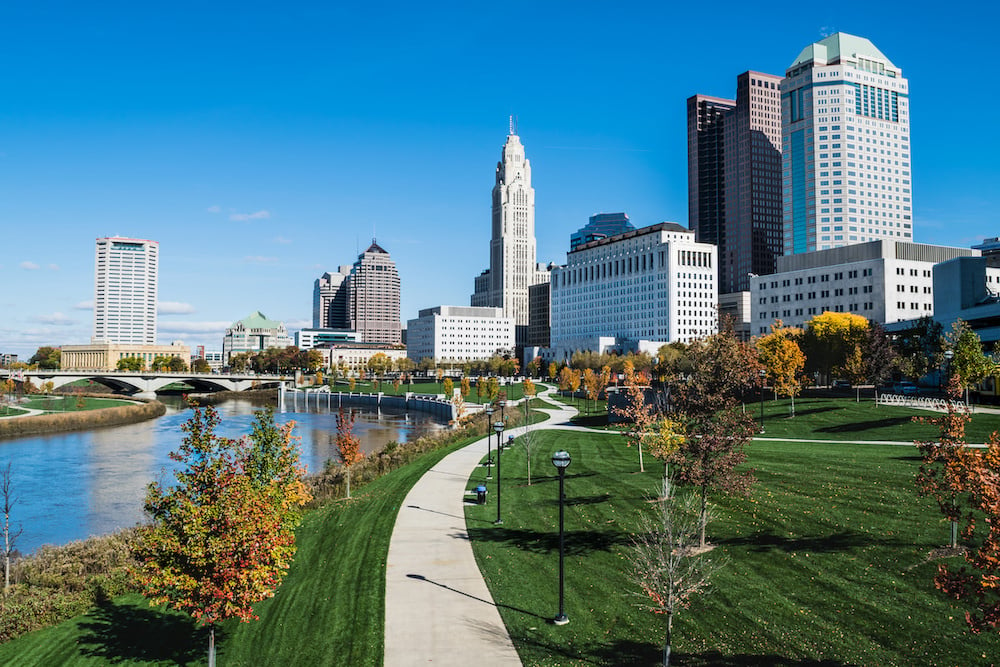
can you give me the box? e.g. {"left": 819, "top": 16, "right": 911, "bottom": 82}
{"left": 716, "top": 529, "right": 867, "bottom": 553}
{"left": 467, "top": 527, "right": 628, "bottom": 556}
{"left": 679, "top": 651, "right": 850, "bottom": 666}
{"left": 565, "top": 493, "right": 612, "bottom": 507}
{"left": 816, "top": 416, "right": 915, "bottom": 434}
{"left": 77, "top": 599, "right": 214, "bottom": 665}
{"left": 570, "top": 414, "right": 609, "bottom": 427}
{"left": 779, "top": 405, "right": 840, "bottom": 418}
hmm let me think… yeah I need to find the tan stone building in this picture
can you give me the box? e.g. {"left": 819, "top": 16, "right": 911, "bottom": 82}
{"left": 61, "top": 341, "right": 191, "bottom": 371}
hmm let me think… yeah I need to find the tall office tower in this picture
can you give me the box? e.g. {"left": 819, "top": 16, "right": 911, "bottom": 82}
{"left": 570, "top": 212, "right": 635, "bottom": 251}
{"left": 93, "top": 237, "right": 158, "bottom": 345}
{"left": 313, "top": 267, "right": 351, "bottom": 328}
{"left": 688, "top": 71, "right": 783, "bottom": 294}
{"left": 471, "top": 120, "right": 542, "bottom": 345}
{"left": 781, "top": 33, "right": 911, "bottom": 254}
{"left": 348, "top": 240, "right": 401, "bottom": 344}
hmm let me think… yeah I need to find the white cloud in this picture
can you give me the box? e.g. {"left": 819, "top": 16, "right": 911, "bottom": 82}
{"left": 20, "top": 261, "right": 40, "bottom": 270}
{"left": 75, "top": 300, "right": 94, "bottom": 310}
{"left": 47, "top": 264, "right": 59, "bottom": 271}
{"left": 274, "top": 236, "right": 292, "bottom": 244}
{"left": 31, "top": 312, "right": 75, "bottom": 326}
{"left": 158, "top": 321, "right": 232, "bottom": 334}
{"left": 158, "top": 301, "right": 196, "bottom": 314}
{"left": 230, "top": 210, "right": 271, "bottom": 221}
{"left": 244, "top": 256, "right": 278, "bottom": 264}
{"left": 206, "top": 205, "right": 222, "bottom": 213}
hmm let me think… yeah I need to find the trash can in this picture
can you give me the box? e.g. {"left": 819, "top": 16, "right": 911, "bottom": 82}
{"left": 476, "top": 485, "right": 488, "bottom": 505}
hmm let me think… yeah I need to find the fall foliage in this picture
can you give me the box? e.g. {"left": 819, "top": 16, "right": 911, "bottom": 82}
{"left": 134, "top": 405, "right": 310, "bottom": 662}
{"left": 335, "top": 408, "right": 364, "bottom": 499}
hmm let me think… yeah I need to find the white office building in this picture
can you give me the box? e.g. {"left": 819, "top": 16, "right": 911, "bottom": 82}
{"left": 548, "top": 223, "right": 718, "bottom": 360}
{"left": 93, "top": 237, "right": 159, "bottom": 345}
{"left": 407, "top": 306, "right": 515, "bottom": 363}
{"left": 751, "top": 240, "right": 981, "bottom": 335}
{"left": 222, "top": 311, "right": 293, "bottom": 363}
{"left": 782, "top": 33, "right": 912, "bottom": 254}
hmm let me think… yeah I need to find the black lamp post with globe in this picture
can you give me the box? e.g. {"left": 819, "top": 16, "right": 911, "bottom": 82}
{"left": 551, "top": 450, "right": 571, "bottom": 625}
{"left": 493, "top": 420, "right": 505, "bottom": 524}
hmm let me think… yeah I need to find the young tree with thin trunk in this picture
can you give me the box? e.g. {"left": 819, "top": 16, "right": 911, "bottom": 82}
{"left": 548, "top": 361, "right": 557, "bottom": 381}
{"left": 134, "top": 406, "right": 309, "bottom": 666}
{"left": 522, "top": 378, "right": 536, "bottom": 484}
{"left": 915, "top": 376, "right": 972, "bottom": 550}
{"left": 756, "top": 322, "right": 806, "bottom": 417}
{"left": 946, "top": 319, "right": 996, "bottom": 405}
{"left": 627, "top": 478, "right": 721, "bottom": 667}
{"left": 2, "top": 462, "right": 23, "bottom": 594}
{"left": 613, "top": 360, "right": 655, "bottom": 473}
{"left": 335, "top": 408, "right": 364, "bottom": 499}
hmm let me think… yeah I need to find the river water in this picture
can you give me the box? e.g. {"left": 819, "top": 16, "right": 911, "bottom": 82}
{"left": 0, "top": 396, "right": 446, "bottom": 555}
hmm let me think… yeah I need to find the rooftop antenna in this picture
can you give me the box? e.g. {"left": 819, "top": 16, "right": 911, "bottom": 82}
{"left": 509, "top": 115, "right": 518, "bottom": 136}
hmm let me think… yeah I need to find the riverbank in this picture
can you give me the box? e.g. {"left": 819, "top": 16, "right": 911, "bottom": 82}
{"left": 0, "top": 396, "right": 165, "bottom": 439}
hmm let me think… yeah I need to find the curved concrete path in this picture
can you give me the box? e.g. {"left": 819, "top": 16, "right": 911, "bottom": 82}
{"left": 383, "top": 388, "right": 578, "bottom": 666}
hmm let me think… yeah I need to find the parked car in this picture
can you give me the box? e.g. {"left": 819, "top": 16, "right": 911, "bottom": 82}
{"left": 832, "top": 380, "right": 852, "bottom": 390}
{"left": 892, "top": 381, "right": 919, "bottom": 396}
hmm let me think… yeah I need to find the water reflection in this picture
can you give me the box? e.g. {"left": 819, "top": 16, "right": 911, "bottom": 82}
{"left": 0, "top": 398, "right": 445, "bottom": 554}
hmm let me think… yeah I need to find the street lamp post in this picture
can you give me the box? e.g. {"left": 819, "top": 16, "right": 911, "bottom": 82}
{"left": 498, "top": 398, "right": 506, "bottom": 425}
{"left": 484, "top": 405, "right": 495, "bottom": 480}
{"left": 493, "top": 420, "right": 505, "bottom": 525}
{"left": 759, "top": 369, "right": 767, "bottom": 433}
{"left": 551, "top": 450, "right": 571, "bottom": 626}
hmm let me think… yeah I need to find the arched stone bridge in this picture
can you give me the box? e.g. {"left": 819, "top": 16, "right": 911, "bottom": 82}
{"left": 0, "top": 370, "right": 291, "bottom": 396}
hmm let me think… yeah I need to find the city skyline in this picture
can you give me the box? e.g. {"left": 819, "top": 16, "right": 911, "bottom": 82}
{"left": 1, "top": 3, "right": 997, "bottom": 358}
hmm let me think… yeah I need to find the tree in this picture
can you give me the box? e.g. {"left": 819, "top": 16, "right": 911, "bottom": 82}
{"left": 229, "top": 352, "right": 251, "bottom": 373}
{"left": 946, "top": 319, "right": 995, "bottom": 405}
{"left": 460, "top": 377, "right": 470, "bottom": 400}
{"left": 134, "top": 405, "right": 309, "bottom": 665}
{"left": 117, "top": 356, "right": 144, "bottom": 372}
{"left": 919, "top": 376, "right": 1000, "bottom": 631}
{"left": 2, "top": 462, "right": 22, "bottom": 594}
{"left": 582, "top": 368, "right": 598, "bottom": 414}
{"left": 442, "top": 377, "right": 454, "bottom": 399}
{"left": 335, "top": 408, "right": 364, "bottom": 499}
{"left": 800, "top": 311, "right": 869, "bottom": 385}
{"left": 915, "top": 376, "right": 972, "bottom": 550}
{"left": 666, "top": 406, "right": 757, "bottom": 548}
{"left": 526, "top": 357, "right": 541, "bottom": 378}
{"left": 627, "top": 479, "right": 720, "bottom": 667}
{"left": 28, "top": 346, "right": 60, "bottom": 370}
{"left": 547, "top": 361, "right": 557, "bottom": 381}
{"left": 756, "top": 322, "right": 806, "bottom": 416}
{"left": 168, "top": 356, "right": 188, "bottom": 372}
{"left": 367, "top": 352, "right": 392, "bottom": 380}
{"left": 646, "top": 418, "right": 686, "bottom": 500}
{"left": 613, "top": 360, "right": 655, "bottom": 473}
{"left": 895, "top": 315, "right": 944, "bottom": 382}
{"left": 486, "top": 377, "right": 500, "bottom": 404}
{"left": 674, "top": 327, "right": 762, "bottom": 419}
{"left": 192, "top": 358, "right": 211, "bottom": 373}
{"left": 862, "top": 322, "right": 898, "bottom": 400}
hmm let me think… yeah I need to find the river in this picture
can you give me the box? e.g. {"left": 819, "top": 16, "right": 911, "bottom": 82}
{"left": 0, "top": 396, "right": 447, "bottom": 555}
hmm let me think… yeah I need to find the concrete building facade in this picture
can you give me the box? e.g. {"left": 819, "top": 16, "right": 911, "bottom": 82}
{"left": 62, "top": 341, "right": 190, "bottom": 371}
{"left": 406, "top": 306, "right": 514, "bottom": 363}
{"left": 751, "top": 240, "right": 978, "bottom": 335}
{"left": 549, "top": 223, "right": 718, "bottom": 361}
{"left": 781, "top": 33, "right": 912, "bottom": 255}
{"left": 313, "top": 268, "right": 351, "bottom": 329}
{"left": 93, "top": 237, "right": 159, "bottom": 345}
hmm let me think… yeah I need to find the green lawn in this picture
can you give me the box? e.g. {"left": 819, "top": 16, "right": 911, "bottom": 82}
{"left": 0, "top": 434, "right": 479, "bottom": 666}
{"left": 21, "top": 396, "right": 133, "bottom": 414}
{"left": 756, "top": 396, "right": 1000, "bottom": 443}
{"left": 330, "top": 379, "right": 529, "bottom": 403}
{"left": 466, "top": 429, "right": 1000, "bottom": 666}
{"left": 0, "top": 404, "right": 28, "bottom": 417}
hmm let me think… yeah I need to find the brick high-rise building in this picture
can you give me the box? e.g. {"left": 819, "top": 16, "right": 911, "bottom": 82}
{"left": 348, "top": 240, "right": 401, "bottom": 345}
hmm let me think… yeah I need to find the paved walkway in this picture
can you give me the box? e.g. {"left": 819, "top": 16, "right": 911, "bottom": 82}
{"left": 383, "top": 389, "right": 577, "bottom": 666}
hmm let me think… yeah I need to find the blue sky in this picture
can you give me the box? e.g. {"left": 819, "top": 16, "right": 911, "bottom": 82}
{"left": 1, "top": 1, "right": 997, "bottom": 358}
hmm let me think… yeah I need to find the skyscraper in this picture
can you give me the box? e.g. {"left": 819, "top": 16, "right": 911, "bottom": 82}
{"left": 471, "top": 121, "right": 545, "bottom": 345}
{"left": 688, "top": 70, "right": 782, "bottom": 294}
{"left": 93, "top": 237, "right": 158, "bottom": 345}
{"left": 570, "top": 213, "right": 635, "bottom": 251}
{"left": 781, "top": 32, "right": 911, "bottom": 254}
{"left": 349, "top": 240, "right": 401, "bottom": 344}
{"left": 313, "top": 267, "right": 351, "bottom": 329}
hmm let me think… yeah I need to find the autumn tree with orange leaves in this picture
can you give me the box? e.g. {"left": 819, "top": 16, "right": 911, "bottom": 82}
{"left": 135, "top": 406, "right": 310, "bottom": 666}
{"left": 335, "top": 407, "right": 365, "bottom": 499}
{"left": 916, "top": 375, "right": 1000, "bottom": 633}
{"left": 613, "top": 360, "right": 655, "bottom": 473}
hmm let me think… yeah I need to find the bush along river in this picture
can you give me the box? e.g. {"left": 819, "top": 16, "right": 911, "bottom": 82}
{"left": 0, "top": 395, "right": 447, "bottom": 555}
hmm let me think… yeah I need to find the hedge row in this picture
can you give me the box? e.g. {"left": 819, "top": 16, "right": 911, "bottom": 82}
{"left": 0, "top": 397, "right": 165, "bottom": 439}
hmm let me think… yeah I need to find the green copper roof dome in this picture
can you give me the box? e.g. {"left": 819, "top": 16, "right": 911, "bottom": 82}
{"left": 789, "top": 32, "right": 896, "bottom": 70}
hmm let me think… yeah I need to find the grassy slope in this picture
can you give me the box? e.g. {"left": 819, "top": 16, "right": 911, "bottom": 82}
{"left": 466, "top": 428, "right": 1000, "bottom": 666}
{"left": 0, "top": 437, "right": 473, "bottom": 666}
